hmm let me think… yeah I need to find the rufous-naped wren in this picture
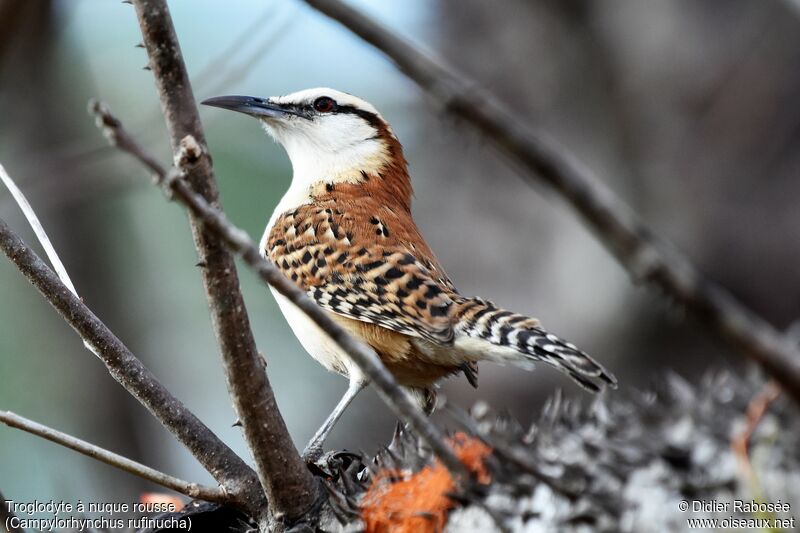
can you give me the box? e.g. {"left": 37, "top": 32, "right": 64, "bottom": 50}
{"left": 203, "top": 88, "right": 616, "bottom": 459}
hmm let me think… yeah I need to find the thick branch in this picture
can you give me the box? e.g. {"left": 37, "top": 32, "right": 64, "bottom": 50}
{"left": 91, "top": 103, "right": 469, "bottom": 480}
{"left": 300, "top": 0, "right": 800, "bottom": 404}
{"left": 0, "top": 411, "right": 229, "bottom": 504}
{"left": 130, "top": 0, "right": 318, "bottom": 523}
{"left": 0, "top": 216, "right": 259, "bottom": 511}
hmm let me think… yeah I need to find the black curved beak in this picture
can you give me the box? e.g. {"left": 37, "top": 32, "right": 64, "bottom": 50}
{"left": 201, "top": 95, "right": 299, "bottom": 119}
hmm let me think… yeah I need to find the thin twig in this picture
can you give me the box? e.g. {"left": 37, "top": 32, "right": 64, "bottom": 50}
{"left": 300, "top": 0, "right": 800, "bottom": 404}
{"left": 0, "top": 161, "right": 102, "bottom": 359}
{"left": 0, "top": 214, "right": 259, "bottom": 512}
{"left": 136, "top": 2, "right": 290, "bottom": 141}
{"left": 7, "top": 1, "right": 288, "bottom": 206}
{"left": 192, "top": 2, "right": 281, "bottom": 90}
{"left": 0, "top": 489, "right": 26, "bottom": 533}
{"left": 0, "top": 164, "right": 77, "bottom": 295}
{"left": 130, "top": 0, "right": 317, "bottom": 524}
{"left": 0, "top": 160, "right": 239, "bottom": 505}
{"left": 0, "top": 411, "right": 229, "bottom": 504}
{"left": 731, "top": 381, "right": 782, "bottom": 483}
{"left": 201, "top": 14, "right": 295, "bottom": 99}
{"left": 90, "top": 102, "right": 470, "bottom": 481}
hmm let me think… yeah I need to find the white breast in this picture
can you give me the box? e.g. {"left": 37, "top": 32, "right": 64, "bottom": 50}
{"left": 270, "top": 289, "right": 358, "bottom": 377}
{"left": 262, "top": 200, "right": 363, "bottom": 382}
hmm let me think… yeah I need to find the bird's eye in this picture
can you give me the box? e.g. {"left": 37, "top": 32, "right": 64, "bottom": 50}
{"left": 313, "top": 96, "right": 336, "bottom": 113}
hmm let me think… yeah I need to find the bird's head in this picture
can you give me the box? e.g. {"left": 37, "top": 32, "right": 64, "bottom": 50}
{"left": 202, "top": 88, "right": 411, "bottom": 208}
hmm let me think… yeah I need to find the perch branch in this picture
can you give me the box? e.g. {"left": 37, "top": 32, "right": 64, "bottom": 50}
{"left": 300, "top": 0, "right": 800, "bottom": 404}
{"left": 0, "top": 214, "right": 260, "bottom": 512}
{"left": 91, "top": 102, "right": 469, "bottom": 480}
{"left": 130, "top": 0, "right": 318, "bottom": 523}
{"left": 0, "top": 411, "right": 229, "bottom": 504}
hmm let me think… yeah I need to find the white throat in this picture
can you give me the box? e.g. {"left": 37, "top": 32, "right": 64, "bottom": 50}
{"left": 262, "top": 122, "right": 390, "bottom": 222}
{"left": 260, "top": 132, "right": 389, "bottom": 255}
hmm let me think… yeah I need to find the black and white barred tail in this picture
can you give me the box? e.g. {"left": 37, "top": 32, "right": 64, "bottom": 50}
{"left": 456, "top": 297, "right": 617, "bottom": 392}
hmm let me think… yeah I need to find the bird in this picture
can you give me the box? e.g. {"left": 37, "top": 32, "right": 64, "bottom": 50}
{"left": 202, "top": 88, "right": 617, "bottom": 460}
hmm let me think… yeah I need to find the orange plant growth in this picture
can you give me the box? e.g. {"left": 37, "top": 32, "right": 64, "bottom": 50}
{"left": 361, "top": 432, "right": 492, "bottom": 533}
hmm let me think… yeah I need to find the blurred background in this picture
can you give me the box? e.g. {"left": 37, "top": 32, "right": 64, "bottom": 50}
{"left": 2, "top": 0, "right": 799, "bottom": 512}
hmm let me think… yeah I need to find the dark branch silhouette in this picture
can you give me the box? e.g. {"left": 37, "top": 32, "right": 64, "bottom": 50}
{"left": 0, "top": 215, "right": 256, "bottom": 509}
{"left": 300, "top": 0, "right": 800, "bottom": 404}
{"left": 130, "top": 0, "right": 317, "bottom": 524}
{"left": 0, "top": 411, "right": 229, "bottom": 504}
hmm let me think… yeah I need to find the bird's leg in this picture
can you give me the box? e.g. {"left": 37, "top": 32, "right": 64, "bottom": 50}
{"left": 302, "top": 378, "right": 367, "bottom": 462}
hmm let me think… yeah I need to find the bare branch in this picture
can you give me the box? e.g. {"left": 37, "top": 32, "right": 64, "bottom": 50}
{"left": 1, "top": 162, "right": 112, "bottom": 360}
{"left": 0, "top": 215, "right": 260, "bottom": 512}
{"left": 130, "top": 0, "right": 318, "bottom": 523}
{"left": 0, "top": 411, "right": 229, "bottom": 504}
{"left": 299, "top": 0, "right": 800, "bottom": 404}
{"left": 0, "top": 489, "right": 25, "bottom": 533}
{"left": 90, "top": 102, "right": 470, "bottom": 481}
{"left": 0, "top": 163, "right": 77, "bottom": 295}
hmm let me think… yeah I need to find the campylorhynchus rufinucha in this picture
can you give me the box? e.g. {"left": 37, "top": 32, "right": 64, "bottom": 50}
{"left": 203, "top": 88, "right": 616, "bottom": 459}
